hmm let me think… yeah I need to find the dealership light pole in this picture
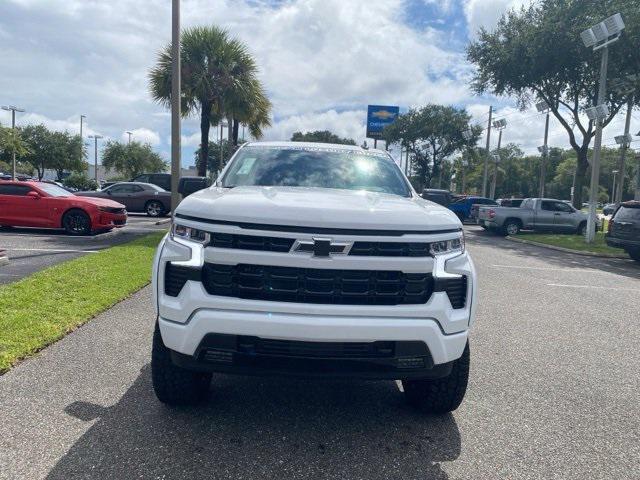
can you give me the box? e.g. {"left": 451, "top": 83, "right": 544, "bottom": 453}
{"left": 610, "top": 74, "right": 639, "bottom": 204}
{"left": 482, "top": 106, "right": 492, "bottom": 197}
{"left": 2, "top": 105, "right": 25, "bottom": 180}
{"left": 126, "top": 131, "right": 133, "bottom": 145}
{"left": 536, "top": 100, "right": 551, "bottom": 197}
{"left": 580, "top": 13, "right": 624, "bottom": 243}
{"left": 490, "top": 118, "right": 506, "bottom": 199}
{"left": 635, "top": 149, "right": 640, "bottom": 201}
{"left": 611, "top": 170, "right": 619, "bottom": 202}
{"left": 170, "top": 0, "right": 181, "bottom": 212}
{"left": 88, "top": 135, "right": 103, "bottom": 184}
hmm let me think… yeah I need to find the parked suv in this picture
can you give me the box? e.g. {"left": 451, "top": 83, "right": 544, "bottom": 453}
{"left": 151, "top": 142, "right": 477, "bottom": 413}
{"left": 606, "top": 201, "right": 640, "bottom": 262}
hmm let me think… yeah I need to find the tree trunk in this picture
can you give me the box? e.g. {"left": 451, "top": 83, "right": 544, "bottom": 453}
{"left": 232, "top": 119, "right": 240, "bottom": 145}
{"left": 572, "top": 147, "right": 589, "bottom": 209}
{"left": 198, "top": 103, "right": 212, "bottom": 177}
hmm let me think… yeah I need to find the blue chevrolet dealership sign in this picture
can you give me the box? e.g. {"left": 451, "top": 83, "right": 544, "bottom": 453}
{"left": 366, "top": 105, "right": 399, "bottom": 139}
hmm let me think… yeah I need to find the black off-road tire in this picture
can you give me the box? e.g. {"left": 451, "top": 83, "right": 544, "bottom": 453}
{"left": 62, "top": 209, "right": 92, "bottom": 235}
{"left": 151, "top": 323, "right": 211, "bottom": 405}
{"left": 402, "top": 343, "right": 470, "bottom": 414}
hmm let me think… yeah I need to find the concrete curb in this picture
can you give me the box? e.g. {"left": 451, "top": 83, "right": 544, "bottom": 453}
{"left": 155, "top": 218, "right": 172, "bottom": 226}
{"left": 506, "top": 236, "right": 628, "bottom": 258}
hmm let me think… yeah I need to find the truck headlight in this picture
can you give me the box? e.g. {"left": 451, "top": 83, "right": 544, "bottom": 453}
{"left": 430, "top": 231, "right": 465, "bottom": 255}
{"left": 170, "top": 222, "right": 210, "bottom": 244}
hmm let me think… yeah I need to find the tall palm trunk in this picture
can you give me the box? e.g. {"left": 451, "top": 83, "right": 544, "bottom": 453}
{"left": 232, "top": 119, "right": 240, "bottom": 145}
{"left": 198, "top": 101, "right": 212, "bottom": 177}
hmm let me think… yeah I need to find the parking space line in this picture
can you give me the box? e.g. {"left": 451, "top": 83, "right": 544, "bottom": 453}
{"left": 491, "top": 264, "right": 613, "bottom": 275}
{"left": 5, "top": 248, "right": 101, "bottom": 253}
{"left": 546, "top": 283, "right": 639, "bottom": 291}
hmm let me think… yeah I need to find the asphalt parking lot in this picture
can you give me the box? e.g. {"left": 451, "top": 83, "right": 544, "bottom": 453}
{"left": 0, "top": 215, "right": 169, "bottom": 284}
{"left": 0, "top": 226, "right": 638, "bottom": 479}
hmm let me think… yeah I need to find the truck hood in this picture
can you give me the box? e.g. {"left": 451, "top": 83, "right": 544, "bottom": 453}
{"left": 176, "top": 187, "right": 460, "bottom": 232}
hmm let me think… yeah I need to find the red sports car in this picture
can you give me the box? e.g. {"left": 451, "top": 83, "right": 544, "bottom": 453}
{"left": 0, "top": 181, "right": 127, "bottom": 235}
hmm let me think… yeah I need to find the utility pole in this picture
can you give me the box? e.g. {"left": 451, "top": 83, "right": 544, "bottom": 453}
{"left": 126, "top": 131, "right": 133, "bottom": 145}
{"left": 611, "top": 170, "right": 618, "bottom": 201}
{"left": 482, "top": 106, "right": 492, "bottom": 197}
{"left": 536, "top": 100, "right": 551, "bottom": 197}
{"left": 170, "top": 0, "right": 181, "bottom": 213}
{"left": 2, "top": 105, "right": 25, "bottom": 180}
{"left": 80, "top": 115, "right": 86, "bottom": 138}
{"left": 88, "top": 135, "right": 103, "bottom": 184}
{"left": 490, "top": 119, "right": 506, "bottom": 199}
{"left": 580, "top": 12, "right": 624, "bottom": 243}
{"left": 614, "top": 97, "right": 633, "bottom": 204}
{"left": 635, "top": 151, "right": 640, "bottom": 201}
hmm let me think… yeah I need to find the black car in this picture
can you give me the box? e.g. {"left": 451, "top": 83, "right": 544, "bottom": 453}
{"left": 178, "top": 176, "right": 210, "bottom": 197}
{"left": 131, "top": 173, "right": 171, "bottom": 191}
{"left": 606, "top": 201, "right": 640, "bottom": 262}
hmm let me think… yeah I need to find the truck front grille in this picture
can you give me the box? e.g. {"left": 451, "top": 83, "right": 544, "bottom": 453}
{"left": 207, "top": 232, "right": 430, "bottom": 257}
{"left": 200, "top": 263, "right": 434, "bottom": 305}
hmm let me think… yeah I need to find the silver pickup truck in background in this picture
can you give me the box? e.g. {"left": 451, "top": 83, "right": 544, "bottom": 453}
{"left": 477, "top": 198, "right": 595, "bottom": 236}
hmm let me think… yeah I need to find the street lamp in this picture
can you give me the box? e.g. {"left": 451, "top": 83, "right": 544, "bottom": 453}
{"left": 490, "top": 119, "right": 506, "bottom": 199}
{"left": 2, "top": 105, "right": 25, "bottom": 180}
{"left": 580, "top": 12, "right": 625, "bottom": 242}
{"left": 535, "top": 100, "right": 551, "bottom": 197}
{"left": 611, "top": 169, "right": 619, "bottom": 202}
{"left": 125, "top": 131, "right": 133, "bottom": 145}
{"left": 88, "top": 135, "right": 103, "bottom": 184}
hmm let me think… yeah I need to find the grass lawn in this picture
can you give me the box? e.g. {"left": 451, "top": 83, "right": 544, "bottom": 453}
{"left": 0, "top": 231, "right": 165, "bottom": 373}
{"left": 514, "top": 230, "right": 623, "bottom": 255}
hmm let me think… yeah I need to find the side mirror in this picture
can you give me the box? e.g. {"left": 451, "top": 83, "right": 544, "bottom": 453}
{"left": 26, "top": 191, "right": 40, "bottom": 199}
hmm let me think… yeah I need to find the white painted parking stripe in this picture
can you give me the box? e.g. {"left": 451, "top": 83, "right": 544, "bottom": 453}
{"left": 5, "top": 248, "right": 101, "bottom": 253}
{"left": 547, "top": 283, "right": 639, "bottom": 291}
{"left": 492, "top": 264, "right": 613, "bottom": 275}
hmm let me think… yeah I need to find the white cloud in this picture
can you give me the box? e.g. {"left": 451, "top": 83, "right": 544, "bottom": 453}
{"left": 464, "top": 0, "right": 532, "bottom": 38}
{"left": 123, "top": 128, "right": 160, "bottom": 146}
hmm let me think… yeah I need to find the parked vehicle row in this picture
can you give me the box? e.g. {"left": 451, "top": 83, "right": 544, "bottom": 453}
{"left": 606, "top": 201, "right": 640, "bottom": 262}
{"left": 477, "top": 198, "right": 598, "bottom": 236}
{"left": 0, "top": 180, "right": 127, "bottom": 235}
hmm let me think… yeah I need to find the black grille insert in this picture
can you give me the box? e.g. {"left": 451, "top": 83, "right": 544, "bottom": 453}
{"left": 201, "top": 263, "right": 434, "bottom": 305}
{"left": 210, "top": 232, "right": 294, "bottom": 252}
{"left": 350, "top": 241, "right": 430, "bottom": 257}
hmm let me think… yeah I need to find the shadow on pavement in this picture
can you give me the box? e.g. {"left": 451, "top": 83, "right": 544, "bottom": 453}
{"left": 49, "top": 366, "right": 461, "bottom": 479}
{"left": 466, "top": 226, "right": 640, "bottom": 281}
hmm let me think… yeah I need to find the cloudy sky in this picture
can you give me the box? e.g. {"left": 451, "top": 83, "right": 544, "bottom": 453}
{"left": 1, "top": 0, "right": 638, "bottom": 168}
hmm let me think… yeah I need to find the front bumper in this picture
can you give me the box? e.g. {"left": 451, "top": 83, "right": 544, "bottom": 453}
{"left": 153, "top": 228, "right": 476, "bottom": 376}
{"left": 96, "top": 212, "right": 127, "bottom": 228}
{"left": 606, "top": 235, "right": 640, "bottom": 250}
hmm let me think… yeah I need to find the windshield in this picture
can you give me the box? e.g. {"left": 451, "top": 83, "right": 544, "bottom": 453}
{"left": 221, "top": 146, "right": 411, "bottom": 197}
{"left": 38, "top": 183, "right": 73, "bottom": 197}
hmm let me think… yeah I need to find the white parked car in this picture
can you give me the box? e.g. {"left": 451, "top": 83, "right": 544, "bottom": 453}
{"left": 151, "top": 142, "right": 477, "bottom": 413}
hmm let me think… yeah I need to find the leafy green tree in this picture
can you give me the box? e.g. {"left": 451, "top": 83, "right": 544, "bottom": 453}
{"left": 149, "top": 25, "right": 271, "bottom": 176}
{"left": 102, "top": 140, "right": 166, "bottom": 179}
{"left": 194, "top": 140, "right": 239, "bottom": 174}
{"left": 62, "top": 172, "right": 98, "bottom": 191}
{"left": 384, "top": 105, "right": 478, "bottom": 190}
{"left": 0, "top": 125, "right": 32, "bottom": 174}
{"left": 19, "top": 125, "right": 84, "bottom": 180}
{"left": 290, "top": 130, "right": 356, "bottom": 145}
{"left": 467, "top": 0, "right": 640, "bottom": 208}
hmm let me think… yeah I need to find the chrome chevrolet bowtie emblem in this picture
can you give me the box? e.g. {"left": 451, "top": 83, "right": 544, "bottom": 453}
{"left": 291, "top": 238, "right": 352, "bottom": 257}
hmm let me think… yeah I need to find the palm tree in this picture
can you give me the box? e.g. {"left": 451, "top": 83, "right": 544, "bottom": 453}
{"left": 149, "top": 26, "right": 271, "bottom": 176}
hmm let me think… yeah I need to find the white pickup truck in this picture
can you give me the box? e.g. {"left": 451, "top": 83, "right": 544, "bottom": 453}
{"left": 477, "top": 197, "right": 595, "bottom": 236}
{"left": 151, "top": 141, "right": 477, "bottom": 414}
